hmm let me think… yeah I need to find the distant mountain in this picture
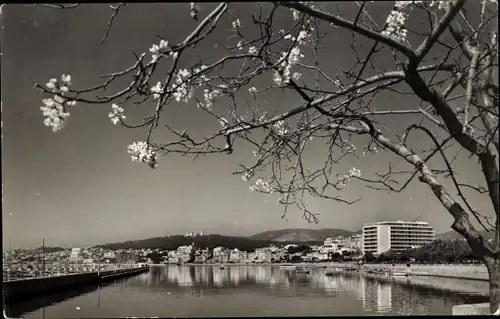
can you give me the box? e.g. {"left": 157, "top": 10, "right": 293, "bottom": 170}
{"left": 95, "top": 234, "right": 275, "bottom": 251}
{"left": 248, "top": 228, "right": 354, "bottom": 242}
{"left": 437, "top": 229, "right": 495, "bottom": 241}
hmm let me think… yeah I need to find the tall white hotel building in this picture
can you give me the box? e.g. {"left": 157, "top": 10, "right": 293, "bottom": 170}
{"left": 362, "top": 221, "right": 435, "bottom": 255}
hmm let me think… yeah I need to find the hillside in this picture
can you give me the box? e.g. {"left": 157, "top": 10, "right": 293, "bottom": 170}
{"left": 249, "top": 228, "right": 354, "bottom": 242}
{"left": 437, "top": 229, "right": 495, "bottom": 241}
{"left": 95, "top": 234, "right": 275, "bottom": 251}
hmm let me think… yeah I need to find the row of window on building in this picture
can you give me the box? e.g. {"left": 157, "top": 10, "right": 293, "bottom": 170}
{"left": 361, "top": 221, "right": 435, "bottom": 255}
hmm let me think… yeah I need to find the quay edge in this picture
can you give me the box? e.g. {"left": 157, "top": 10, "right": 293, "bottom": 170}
{"left": 3, "top": 266, "right": 150, "bottom": 303}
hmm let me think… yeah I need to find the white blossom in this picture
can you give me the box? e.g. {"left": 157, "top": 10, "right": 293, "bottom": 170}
{"left": 149, "top": 39, "right": 169, "bottom": 63}
{"left": 108, "top": 103, "right": 126, "bottom": 125}
{"left": 291, "top": 8, "right": 300, "bottom": 20}
{"left": 349, "top": 167, "right": 361, "bottom": 178}
{"left": 151, "top": 81, "right": 164, "bottom": 100}
{"left": 172, "top": 69, "right": 193, "bottom": 103}
{"left": 40, "top": 97, "right": 71, "bottom": 132}
{"left": 363, "top": 145, "right": 379, "bottom": 156}
{"left": 257, "top": 112, "right": 268, "bottom": 124}
{"left": 297, "top": 30, "right": 309, "bottom": 45}
{"left": 46, "top": 78, "right": 57, "bottom": 90}
{"left": 428, "top": 0, "right": 453, "bottom": 10}
{"left": 337, "top": 167, "right": 361, "bottom": 188}
{"left": 236, "top": 40, "right": 244, "bottom": 50}
{"left": 273, "top": 120, "right": 288, "bottom": 136}
{"left": 345, "top": 139, "right": 356, "bottom": 153}
{"left": 288, "top": 47, "right": 303, "bottom": 64}
{"left": 61, "top": 74, "right": 72, "bottom": 84}
{"left": 201, "top": 89, "right": 221, "bottom": 110}
{"left": 250, "top": 179, "right": 273, "bottom": 194}
{"left": 248, "top": 46, "right": 258, "bottom": 55}
{"left": 127, "top": 141, "right": 158, "bottom": 169}
{"left": 232, "top": 19, "right": 241, "bottom": 29}
{"left": 273, "top": 47, "right": 304, "bottom": 86}
{"left": 40, "top": 75, "right": 76, "bottom": 132}
{"left": 382, "top": 8, "right": 410, "bottom": 44}
{"left": 219, "top": 117, "right": 229, "bottom": 129}
{"left": 248, "top": 87, "right": 257, "bottom": 94}
{"left": 273, "top": 71, "right": 284, "bottom": 86}
{"left": 292, "top": 72, "right": 301, "bottom": 81}
{"left": 241, "top": 170, "right": 252, "bottom": 182}
{"left": 338, "top": 176, "right": 350, "bottom": 188}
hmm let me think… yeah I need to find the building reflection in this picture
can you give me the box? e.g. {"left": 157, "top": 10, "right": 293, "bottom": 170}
{"left": 359, "top": 276, "right": 393, "bottom": 312}
{"left": 377, "top": 282, "right": 392, "bottom": 311}
{"left": 138, "top": 265, "right": 488, "bottom": 314}
{"left": 11, "top": 265, "right": 492, "bottom": 318}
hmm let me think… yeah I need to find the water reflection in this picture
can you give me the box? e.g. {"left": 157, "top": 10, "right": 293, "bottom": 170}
{"left": 13, "top": 265, "right": 489, "bottom": 317}
{"left": 131, "top": 265, "right": 488, "bottom": 306}
{"left": 6, "top": 281, "right": 114, "bottom": 318}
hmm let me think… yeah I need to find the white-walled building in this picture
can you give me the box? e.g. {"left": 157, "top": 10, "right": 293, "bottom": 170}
{"left": 229, "top": 249, "right": 247, "bottom": 263}
{"left": 69, "top": 248, "right": 82, "bottom": 263}
{"left": 213, "top": 247, "right": 230, "bottom": 264}
{"left": 362, "top": 221, "right": 435, "bottom": 255}
{"left": 255, "top": 248, "right": 272, "bottom": 263}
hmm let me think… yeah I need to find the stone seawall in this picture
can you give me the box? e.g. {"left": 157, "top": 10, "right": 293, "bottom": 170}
{"left": 332, "top": 263, "right": 489, "bottom": 281}
{"left": 4, "top": 266, "right": 149, "bottom": 302}
{"left": 4, "top": 272, "right": 100, "bottom": 301}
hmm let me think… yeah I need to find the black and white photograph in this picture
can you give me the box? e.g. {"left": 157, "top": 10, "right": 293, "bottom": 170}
{"left": 1, "top": 1, "right": 499, "bottom": 317}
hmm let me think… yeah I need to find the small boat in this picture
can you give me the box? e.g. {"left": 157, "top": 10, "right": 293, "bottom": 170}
{"left": 296, "top": 267, "right": 310, "bottom": 275}
{"left": 280, "top": 265, "right": 297, "bottom": 270}
{"left": 392, "top": 272, "right": 409, "bottom": 277}
{"left": 325, "top": 271, "right": 341, "bottom": 276}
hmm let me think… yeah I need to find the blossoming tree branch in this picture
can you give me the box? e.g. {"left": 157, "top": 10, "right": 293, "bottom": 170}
{"left": 34, "top": 1, "right": 498, "bottom": 312}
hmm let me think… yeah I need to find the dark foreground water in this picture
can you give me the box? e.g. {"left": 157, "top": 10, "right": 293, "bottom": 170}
{"left": 7, "top": 265, "right": 488, "bottom": 317}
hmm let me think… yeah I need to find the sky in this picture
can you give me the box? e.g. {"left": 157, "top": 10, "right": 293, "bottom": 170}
{"left": 1, "top": 3, "right": 495, "bottom": 249}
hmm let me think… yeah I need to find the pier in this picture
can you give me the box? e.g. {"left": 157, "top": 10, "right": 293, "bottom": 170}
{"left": 3, "top": 265, "right": 149, "bottom": 302}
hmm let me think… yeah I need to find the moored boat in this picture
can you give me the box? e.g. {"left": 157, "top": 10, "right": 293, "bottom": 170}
{"left": 325, "top": 271, "right": 341, "bottom": 276}
{"left": 392, "top": 272, "right": 409, "bottom": 277}
{"left": 280, "top": 265, "right": 297, "bottom": 270}
{"left": 296, "top": 267, "right": 310, "bottom": 274}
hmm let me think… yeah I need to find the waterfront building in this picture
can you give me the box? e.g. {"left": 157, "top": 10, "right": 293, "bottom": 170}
{"left": 362, "top": 221, "right": 435, "bottom": 255}
{"left": 246, "top": 252, "right": 257, "bottom": 263}
{"left": 255, "top": 248, "right": 272, "bottom": 263}
{"left": 350, "top": 234, "right": 362, "bottom": 250}
{"left": 213, "top": 247, "right": 230, "bottom": 264}
{"left": 194, "top": 248, "right": 211, "bottom": 263}
{"left": 229, "top": 249, "right": 243, "bottom": 263}
{"left": 320, "top": 238, "right": 345, "bottom": 254}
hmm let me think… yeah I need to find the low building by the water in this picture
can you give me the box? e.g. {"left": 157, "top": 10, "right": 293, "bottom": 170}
{"left": 213, "top": 247, "right": 230, "bottom": 264}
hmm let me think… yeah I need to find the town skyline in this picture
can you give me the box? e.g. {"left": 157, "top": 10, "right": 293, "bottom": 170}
{"left": 5, "top": 220, "right": 451, "bottom": 251}
{"left": 2, "top": 3, "right": 493, "bottom": 250}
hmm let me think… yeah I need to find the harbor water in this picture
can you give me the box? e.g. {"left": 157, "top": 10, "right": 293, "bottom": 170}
{"left": 6, "top": 265, "right": 489, "bottom": 317}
